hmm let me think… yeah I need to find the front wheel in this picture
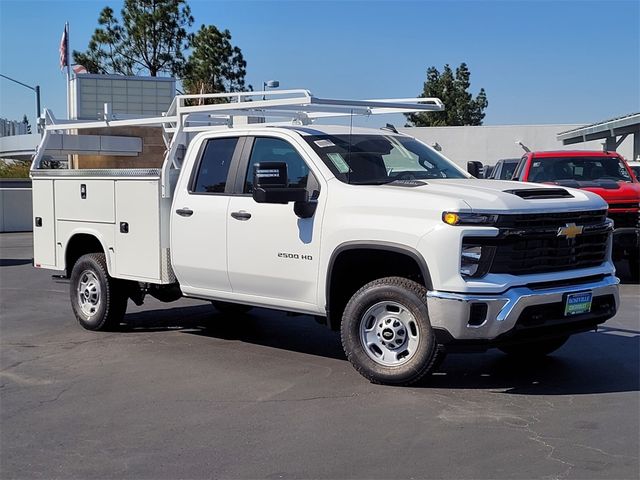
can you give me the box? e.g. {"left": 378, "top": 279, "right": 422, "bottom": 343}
{"left": 70, "top": 253, "right": 128, "bottom": 331}
{"left": 341, "top": 277, "right": 439, "bottom": 386}
{"left": 498, "top": 336, "right": 569, "bottom": 357}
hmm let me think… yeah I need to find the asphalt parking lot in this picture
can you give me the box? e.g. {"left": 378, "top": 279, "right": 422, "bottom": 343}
{"left": 1, "top": 232, "right": 638, "bottom": 479}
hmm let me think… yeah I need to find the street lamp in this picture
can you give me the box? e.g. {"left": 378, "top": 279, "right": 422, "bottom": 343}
{"left": 262, "top": 80, "right": 279, "bottom": 100}
{"left": 0, "top": 73, "right": 41, "bottom": 130}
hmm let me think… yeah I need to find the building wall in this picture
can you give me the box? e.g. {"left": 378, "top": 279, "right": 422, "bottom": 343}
{"left": 70, "top": 74, "right": 175, "bottom": 120}
{"left": 72, "top": 126, "right": 165, "bottom": 169}
{"left": 66, "top": 74, "right": 174, "bottom": 169}
{"left": 0, "top": 179, "right": 32, "bottom": 232}
{"left": 0, "top": 118, "right": 30, "bottom": 137}
{"left": 399, "top": 124, "right": 635, "bottom": 168}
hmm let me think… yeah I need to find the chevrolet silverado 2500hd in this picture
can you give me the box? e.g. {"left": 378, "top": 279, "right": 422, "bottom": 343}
{"left": 30, "top": 91, "right": 619, "bottom": 385}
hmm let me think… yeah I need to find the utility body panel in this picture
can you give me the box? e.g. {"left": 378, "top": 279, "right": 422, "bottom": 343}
{"left": 31, "top": 170, "right": 174, "bottom": 284}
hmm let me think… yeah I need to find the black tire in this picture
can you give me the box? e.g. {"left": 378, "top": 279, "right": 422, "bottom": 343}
{"left": 340, "top": 276, "right": 439, "bottom": 386}
{"left": 70, "top": 253, "right": 128, "bottom": 331}
{"left": 431, "top": 347, "right": 448, "bottom": 371}
{"left": 629, "top": 251, "right": 639, "bottom": 282}
{"left": 498, "top": 336, "right": 569, "bottom": 357}
{"left": 211, "top": 301, "right": 253, "bottom": 315}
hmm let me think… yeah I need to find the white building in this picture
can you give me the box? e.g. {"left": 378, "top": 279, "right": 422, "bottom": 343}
{"left": 400, "top": 122, "right": 635, "bottom": 168}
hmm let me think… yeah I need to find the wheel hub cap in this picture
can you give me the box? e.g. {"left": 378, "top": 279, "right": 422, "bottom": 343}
{"left": 77, "top": 270, "right": 101, "bottom": 317}
{"left": 359, "top": 301, "right": 420, "bottom": 367}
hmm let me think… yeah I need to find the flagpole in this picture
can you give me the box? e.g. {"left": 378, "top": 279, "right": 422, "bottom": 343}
{"left": 66, "top": 22, "right": 71, "bottom": 120}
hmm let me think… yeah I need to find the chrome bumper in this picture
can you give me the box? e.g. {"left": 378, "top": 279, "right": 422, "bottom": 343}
{"left": 426, "top": 275, "right": 619, "bottom": 341}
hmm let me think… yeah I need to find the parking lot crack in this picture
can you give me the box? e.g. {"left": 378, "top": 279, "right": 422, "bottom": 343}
{"left": 259, "top": 392, "right": 361, "bottom": 403}
{"left": 37, "top": 381, "right": 78, "bottom": 407}
{"left": 524, "top": 426, "right": 575, "bottom": 480}
{"left": 574, "top": 443, "right": 638, "bottom": 461}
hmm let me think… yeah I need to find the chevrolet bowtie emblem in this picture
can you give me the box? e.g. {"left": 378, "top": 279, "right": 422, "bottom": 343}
{"left": 557, "top": 223, "right": 584, "bottom": 239}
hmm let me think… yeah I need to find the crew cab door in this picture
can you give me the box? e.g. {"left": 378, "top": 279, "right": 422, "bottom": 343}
{"left": 171, "top": 136, "right": 245, "bottom": 293}
{"left": 226, "top": 135, "right": 324, "bottom": 306}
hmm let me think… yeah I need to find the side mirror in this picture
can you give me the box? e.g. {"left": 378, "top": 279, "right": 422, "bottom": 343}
{"left": 467, "top": 161, "right": 483, "bottom": 178}
{"left": 252, "top": 162, "right": 307, "bottom": 204}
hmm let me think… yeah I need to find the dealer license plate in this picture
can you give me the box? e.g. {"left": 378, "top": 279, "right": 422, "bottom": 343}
{"left": 564, "top": 291, "right": 593, "bottom": 316}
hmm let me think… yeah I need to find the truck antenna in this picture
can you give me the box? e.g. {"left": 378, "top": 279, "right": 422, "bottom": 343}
{"left": 516, "top": 140, "right": 531, "bottom": 153}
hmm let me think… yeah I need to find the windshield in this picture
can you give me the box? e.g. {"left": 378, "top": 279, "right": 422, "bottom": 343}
{"left": 498, "top": 162, "right": 518, "bottom": 180}
{"left": 528, "top": 156, "right": 633, "bottom": 183}
{"left": 303, "top": 134, "right": 467, "bottom": 184}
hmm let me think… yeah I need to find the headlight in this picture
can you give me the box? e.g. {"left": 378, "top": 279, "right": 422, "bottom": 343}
{"left": 460, "top": 243, "right": 496, "bottom": 278}
{"left": 461, "top": 245, "right": 482, "bottom": 277}
{"left": 442, "top": 212, "right": 498, "bottom": 226}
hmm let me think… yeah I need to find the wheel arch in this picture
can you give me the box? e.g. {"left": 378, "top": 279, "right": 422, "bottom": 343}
{"left": 325, "top": 241, "right": 433, "bottom": 330}
{"left": 64, "top": 231, "right": 111, "bottom": 277}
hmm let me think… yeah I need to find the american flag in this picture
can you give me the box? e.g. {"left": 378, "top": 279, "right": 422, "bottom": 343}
{"left": 72, "top": 64, "right": 87, "bottom": 75}
{"left": 59, "top": 23, "right": 68, "bottom": 71}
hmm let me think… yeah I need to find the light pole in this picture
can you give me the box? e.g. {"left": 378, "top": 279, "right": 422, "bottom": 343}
{"left": 262, "top": 80, "right": 280, "bottom": 100}
{"left": 0, "top": 73, "right": 41, "bottom": 130}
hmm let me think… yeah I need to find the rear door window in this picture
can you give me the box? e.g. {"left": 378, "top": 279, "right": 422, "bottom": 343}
{"left": 192, "top": 137, "right": 239, "bottom": 193}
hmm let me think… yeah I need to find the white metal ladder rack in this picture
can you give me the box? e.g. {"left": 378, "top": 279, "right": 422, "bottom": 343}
{"left": 31, "top": 89, "right": 445, "bottom": 197}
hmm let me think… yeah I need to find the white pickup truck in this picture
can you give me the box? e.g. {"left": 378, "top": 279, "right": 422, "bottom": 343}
{"left": 31, "top": 91, "right": 619, "bottom": 385}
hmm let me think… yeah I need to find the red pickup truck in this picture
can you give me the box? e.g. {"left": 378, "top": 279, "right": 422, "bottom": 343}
{"left": 512, "top": 150, "right": 640, "bottom": 280}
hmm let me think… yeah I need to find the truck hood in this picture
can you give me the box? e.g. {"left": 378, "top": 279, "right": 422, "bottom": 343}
{"left": 544, "top": 180, "right": 640, "bottom": 204}
{"left": 380, "top": 178, "right": 608, "bottom": 213}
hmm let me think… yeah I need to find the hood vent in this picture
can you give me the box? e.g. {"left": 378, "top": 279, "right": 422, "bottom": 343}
{"left": 504, "top": 188, "right": 574, "bottom": 199}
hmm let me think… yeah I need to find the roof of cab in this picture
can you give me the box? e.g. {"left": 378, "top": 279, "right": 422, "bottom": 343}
{"left": 273, "top": 125, "right": 407, "bottom": 136}
{"left": 530, "top": 150, "right": 623, "bottom": 158}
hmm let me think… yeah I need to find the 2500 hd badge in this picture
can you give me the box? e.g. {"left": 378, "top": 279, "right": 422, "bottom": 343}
{"left": 278, "top": 252, "right": 313, "bottom": 260}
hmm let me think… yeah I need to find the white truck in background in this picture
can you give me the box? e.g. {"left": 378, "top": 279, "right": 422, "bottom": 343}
{"left": 31, "top": 90, "right": 619, "bottom": 385}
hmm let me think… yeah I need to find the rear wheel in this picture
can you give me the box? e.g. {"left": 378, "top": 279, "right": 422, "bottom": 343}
{"left": 211, "top": 301, "right": 253, "bottom": 315}
{"left": 70, "top": 253, "right": 128, "bottom": 331}
{"left": 498, "top": 336, "right": 569, "bottom": 357}
{"left": 341, "top": 277, "right": 438, "bottom": 386}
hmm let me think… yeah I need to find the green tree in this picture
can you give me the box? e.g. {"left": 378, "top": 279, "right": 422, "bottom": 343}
{"left": 73, "top": 0, "right": 194, "bottom": 77}
{"left": 182, "top": 24, "right": 249, "bottom": 96}
{"left": 406, "top": 63, "right": 488, "bottom": 127}
{"left": 0, "top": 160, "right": 30, "bottom": 178}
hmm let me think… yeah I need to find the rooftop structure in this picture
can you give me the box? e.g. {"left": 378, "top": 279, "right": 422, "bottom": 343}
{"left": 557, "top": 112, "right": 640, "bottom": 161}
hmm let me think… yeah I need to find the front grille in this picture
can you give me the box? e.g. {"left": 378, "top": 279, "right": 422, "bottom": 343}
{"left": 466, "top": 210, "right": 611, "bottom": 276}
{"left": 608, "top": 211, "right": 640, "bottom": 229}
{"left": 495, "top": 210, "right": 607, "bottom": 230}
{"left": 609, "top": 202, "right": 639, "bottom": 210}
{"left": 487, "top": 231, "right": 609, "bottom": 274}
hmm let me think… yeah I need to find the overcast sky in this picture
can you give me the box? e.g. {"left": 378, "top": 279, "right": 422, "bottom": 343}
{"left": 1, "top": 0, "right": 638, "bottom": 128}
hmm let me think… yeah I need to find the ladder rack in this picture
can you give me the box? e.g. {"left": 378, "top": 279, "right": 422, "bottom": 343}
{"left": 31, "top": 89, "right": 445, "bottom": 198}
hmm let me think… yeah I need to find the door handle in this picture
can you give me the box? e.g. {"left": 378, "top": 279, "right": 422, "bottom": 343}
{"left": 176, "top": 208, "right": 194, "bottom": 217}
{"left": 231, "top": 210, "right": 252, "bottom": 221}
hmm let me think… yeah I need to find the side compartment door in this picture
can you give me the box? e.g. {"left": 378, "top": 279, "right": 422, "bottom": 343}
{"left": 227, "top": 136, "right": 324, "bottom": 305}
{"left": 171, "top": 136, "right": 244, "bottom": 292}
{"left": 32, "top": 179, "right": 56, "bottom": 267}
{"left": 114, "top": 180, "right": 161, "bottom": 281}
